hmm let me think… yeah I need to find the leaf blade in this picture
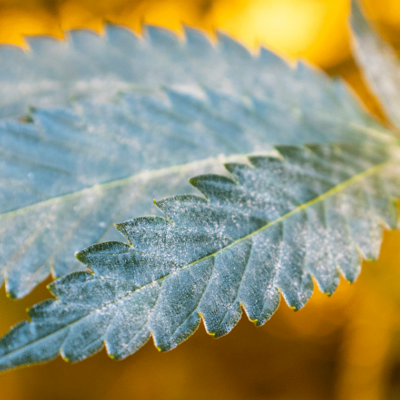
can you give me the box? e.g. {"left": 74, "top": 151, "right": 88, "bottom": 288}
{"left": 1, "top": 142, "right": 398, "bottom": 371}
{"left": 2, "top": 63, "right": 394, "bottom": 297}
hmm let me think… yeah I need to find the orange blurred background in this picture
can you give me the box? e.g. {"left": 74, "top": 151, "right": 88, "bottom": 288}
{"left": 1, "top": 1, "right": 400, "bottom": 399}
{"left": 1, "top": 0, "right": 400, "bottom": 67}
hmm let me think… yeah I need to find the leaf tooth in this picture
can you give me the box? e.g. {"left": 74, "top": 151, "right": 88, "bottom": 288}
{"left": 25, "top": 35, "right": 60, "bottom": 56}
{"left": 6, "top": 258, "right": 54, "bottom": 300}
{"left": 105, "top": 23, "right": 140, "bottom": 48}
{"left": 248, "top": 153, "right": 284, "bottom": 169}
{"left": 248, "top": 154, "right": 324, "bottom": 206}
{"left": 224, "top": 163, "right": 254, "bottom": 183}
{"left": 75, "top": 241, "right": 130, "bottom": 264}
{"left": 183, "top": 26, "right": 214, "bottom": 53}
{"left": 106, "top": 326, "right": 151, "bottom": 360}
{"left": 305, "top": 202, "right": 340, "bottom": 296}
{"left": 155, "top": 192, "right": 267, "bottom": 246}
{"left": 363, "top": 175, "right": 399, "bottom": 230}
{"left": 115, "top": 216, "right": 172, "bottom": 245}
{"left": 294, "top": 60, "right": 331, "bottom": 98}
{"left": 155, "top": 194, "right": 208, "bottom": 211}
{"left": 144, "top": 24, "right": 182, "bottom": 49}
{"left": 193, "top": 172, "right": 277, "bottom": 220}
{"left": 155, "top": 193, "right": 226, "bottom": 226}
{"left": 324, "top": 194, "right": 361, "bottom": 283}
{"left": 277, "top": 210, "right": 313, "bottom": 311}
{"left": 149, "top": 257, "right": 213, "bottom": 352}
{"left": 104, "top": 284, "right": 159, "bottom": 359}
{"left": 342, "top": 183, "right": 383, "bottom": 261}
{"left": 227, "top": 160, "right": 299, "bottom": 220}
{"left": 258, "top": 46, "right": 289, "bottom": 69}
{"left": 61, "top": 313, "right": 107, "bottom": 363}
{"left": 275, "top": 145, "right": 341, "bottom": 187}
{"left": 216, "top": 31, "right": 252, "bottom": 61}
{"left": 48, "top": 271, "right": 99, "bottom": 302}
{"left": 197, "top": 239, "right": 253, "bottom": 338}
{"left": 75, "top": 241, "right": 182, "bottom": 284}
{"left": 152, "top": 312, "right": 201, "bottom": 353}
{"left": 27, "top": 299, "right": 58, "bottom": 321}
{"left": 69, "top": 29, "right": 102, "bottom": 53}
{"left": 189, "top": 174, "right": 238, "bottom": 200}
{"left": 238, "top": 225, "right": 282, "bottom": 326}
{"left": 274, "top": 144, "right": 307, "bottom": 159}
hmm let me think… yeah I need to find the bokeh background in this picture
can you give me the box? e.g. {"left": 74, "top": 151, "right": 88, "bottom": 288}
{"left": 1, "top": 1, "right": 400, "bottom": 399}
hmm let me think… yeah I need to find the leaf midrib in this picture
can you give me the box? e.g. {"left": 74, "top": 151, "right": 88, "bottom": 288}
{"left": 0, "top": 154, "right": 243, "bottom": 220}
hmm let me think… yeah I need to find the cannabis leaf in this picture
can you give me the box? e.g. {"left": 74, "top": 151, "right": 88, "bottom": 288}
{"left": 0, "top": 142, "right": 399, "bottom": 371}
{"left": 351, "top": 0, "right": 400, "bottom": 128}
{"left": 1, "top": 0, "right": 400, "bottom": 372}
{"left": 1, "top": 26, "right": 391, "bottom": 298}
{"left": 0, "top": 25, "right": 338, "bottom": 120}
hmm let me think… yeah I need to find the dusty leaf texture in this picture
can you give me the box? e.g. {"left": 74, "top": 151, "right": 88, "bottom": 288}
{"left": 0, "top": 0, "right": 400, "bottom": 372}
{"left": 1, "top": 21, "right": 394, "bottom": 298}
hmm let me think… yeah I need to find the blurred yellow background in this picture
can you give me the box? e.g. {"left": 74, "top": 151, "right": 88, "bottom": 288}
{"left": 1, "top": 1, "right": 400, "bottom": 399}
{"left": 0, "top": 0, "right": 350, "bottom": 66}
{"left": 1, "top": 0, "right": 400, "bottom": 68}
{"left": 2, "top": 0, "right": 400, "bottom": 119}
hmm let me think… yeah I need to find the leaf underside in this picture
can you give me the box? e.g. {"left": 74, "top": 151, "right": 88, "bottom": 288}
{"left": 0, "top": 141, "right": 399, "bottom": 371}
{"left": 1, "top": 19, "right": 395, "bottom": 298}
{"left": 0, "top": 1, "right": 400, "bottom": 373}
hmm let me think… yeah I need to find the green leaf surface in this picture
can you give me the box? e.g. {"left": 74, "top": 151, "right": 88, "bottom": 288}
{"left": 0, "top": 142, "right": 399, "bottom": 371}
{"left": 351, "top": 0, "right": 400, "bottom": 128}
{"left": 1, "top": 28, "right": 394, "bottom": 298}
